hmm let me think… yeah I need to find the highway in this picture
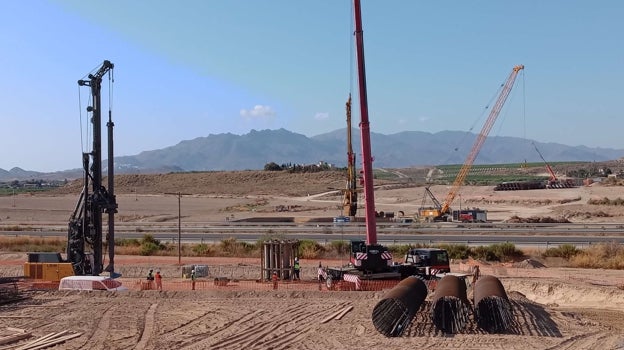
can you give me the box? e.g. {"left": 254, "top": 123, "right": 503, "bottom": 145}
{"left": 3, "top": 222, "right": 624, "bottom": 248}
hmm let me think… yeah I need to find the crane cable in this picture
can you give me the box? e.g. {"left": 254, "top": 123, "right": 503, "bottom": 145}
{"left": 440, "top": 81, "right": 503, "bottom": 166}
{"left": 349, "top": 0, "right": 355, "bottom": 113}
{"left": 78, "top": 85, "right": 84, "bottom": 155}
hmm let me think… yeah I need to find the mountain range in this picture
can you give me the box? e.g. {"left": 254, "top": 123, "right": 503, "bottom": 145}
{"left": 2, "top": 128, "right": 623, "bottom": 181}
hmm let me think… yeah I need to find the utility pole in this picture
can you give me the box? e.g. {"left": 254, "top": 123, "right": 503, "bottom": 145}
{"left": 165, "top": 192, "right": 191, "bottom": 265}
{"left": 177, "top": 192, "right": 181, "bottom": 265}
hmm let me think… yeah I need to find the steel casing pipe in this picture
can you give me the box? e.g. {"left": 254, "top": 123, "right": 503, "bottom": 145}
{"left": 372, "top": 276, "right": 428, "bottom": 337}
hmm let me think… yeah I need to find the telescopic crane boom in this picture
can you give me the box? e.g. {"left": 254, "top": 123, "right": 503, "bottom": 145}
{"left": 353, "top": 0, "right": 378, "bottom": 246}
{"left": 532, "top": 142, "right": 557, "bottom": 183}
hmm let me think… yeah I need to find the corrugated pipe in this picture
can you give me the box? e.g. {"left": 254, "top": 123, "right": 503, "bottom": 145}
{"left": 371, "top": 276, "right": 428, "bottom": 337}
{"left": 431, "top": 274, "right": 471, "bottom": 333}
{"left": 473, "top": 275, "right": 514, "bottom": 333}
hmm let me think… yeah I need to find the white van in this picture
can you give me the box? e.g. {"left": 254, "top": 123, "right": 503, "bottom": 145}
{"left": 59, "top": 276, "right": 128, "bottom": 291}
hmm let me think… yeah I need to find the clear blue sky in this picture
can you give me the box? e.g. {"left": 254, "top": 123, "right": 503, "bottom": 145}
{"left": 1, "top": 0, "right": 622, "bottom": 172}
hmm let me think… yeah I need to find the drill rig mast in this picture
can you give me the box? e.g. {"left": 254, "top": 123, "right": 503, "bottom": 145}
{"left": 342, "top": 94, "right": 358, "bottom": 217}
{"left": 68, "top": 60, "right": 118, "bottom": 276}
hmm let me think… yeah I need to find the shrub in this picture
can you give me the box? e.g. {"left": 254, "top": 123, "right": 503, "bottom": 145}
{"left": 115, "top": 238, "right": 140, "bottom": 247}
{"left": 489, "top": 242, "right": 524, "bottom": 262}
{"left": 542, "top": 244, "right": 579, "bottom": 259}
{"left": 298, "top": 239, "right": 325, "bottom": 259}
{"left": 192, "top": 243, "right": 213, "bottom": 256}
{"left": 471, "top": 246, "right": 498, "bottom": 261}
{"left": 387, "top": 244, "right": 412, "bottom": 258}
{"left": 329, "top": 240, "right": 350, "bottom": 256}
{"left": 438, "top": 244, "right": 471, "bottom": 260}
{"left": 138, "top": 234, "right": 165, "bottom": 256}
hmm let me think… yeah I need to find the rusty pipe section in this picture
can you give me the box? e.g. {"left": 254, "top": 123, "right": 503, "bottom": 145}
{"left": 371, "top": 276, "right": 428, "bottom": 337}
{"left": 473, "top": 275, "right": 513, "bottom": 333}
{"left": 431, "top": 274, "right": 471, "bottom": 333}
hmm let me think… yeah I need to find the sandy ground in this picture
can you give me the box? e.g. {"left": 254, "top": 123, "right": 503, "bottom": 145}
{"left": 3, "top": 183, "right": 624, "bottom": 226}
{"left": 2, "top": 182, "right": 624, "bottom": 349}
{"left": 1, "top": 255, "right": 624, "bottom": 349}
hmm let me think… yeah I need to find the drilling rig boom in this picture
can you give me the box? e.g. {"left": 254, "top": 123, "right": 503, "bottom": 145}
{"left": 68, "top": 60, "right": 118, "bottom": 277}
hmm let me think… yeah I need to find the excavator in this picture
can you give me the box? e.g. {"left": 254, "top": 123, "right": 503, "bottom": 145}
{"left": 323, "top": 0, "right": 450, "bottom": 289}
{"left": 418, "top": 64, "right": 525, "bottom": 222}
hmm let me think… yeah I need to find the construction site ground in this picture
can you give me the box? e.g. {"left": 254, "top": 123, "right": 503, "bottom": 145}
{"left": 2, "top": 173, "right": 624, "bottom": 348}
{"left": 1, "top": 255, "right": 624, "bottom": 349}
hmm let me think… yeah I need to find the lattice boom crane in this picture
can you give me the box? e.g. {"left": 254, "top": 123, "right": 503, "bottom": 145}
{"left": 438, "top": 65, "right": 525, "bottom": 218}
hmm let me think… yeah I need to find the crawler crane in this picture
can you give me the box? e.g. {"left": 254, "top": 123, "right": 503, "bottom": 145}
{"left": 419, "top": 65, "right": 525, "bottom": 222}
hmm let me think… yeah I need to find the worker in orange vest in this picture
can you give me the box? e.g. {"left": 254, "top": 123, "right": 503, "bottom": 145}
{"left": 191, "top": 269, "right": 196, "bottom": 290}
{"left": 155, "top": 270, "right": 163, "bottom": 291}
{"left": 272, "top": 271, "right": 278, "bottom": 290}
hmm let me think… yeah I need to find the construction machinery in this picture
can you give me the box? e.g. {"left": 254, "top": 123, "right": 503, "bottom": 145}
{"left": 24, "top": 60, "right": 118, "bottom": 281}
{"left": 323, "top": 0, "right": 449, "bottom": 289}
{"left": 418, "top": 64, "right": 525, "bottom": 222}
{"left": 23, "top": 253, "right": 75, "bottom": 282}
{"left": 67, "top": 60, "right": 118, "bottom": 276}
{"left": 532, "top": 142, "right": 575, "bottom": 188}
{"left": 341, "top": 94, "right": 358, "bottom": 217}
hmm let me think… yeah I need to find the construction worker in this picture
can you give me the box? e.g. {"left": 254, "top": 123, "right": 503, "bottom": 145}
{"left": 191, "top": 269, "right": 196, "bottom": 290}
{"left": 155, "top": 270, "right": 163, "bottom": 291}
{"left": 146, "top": 269, "right": 154, "bottom": 290}
{"left": 272, "top": 271, "right": 278, "bottom": 290}
{"left": 293, "top": 258, "right": 301, "bottom": 280}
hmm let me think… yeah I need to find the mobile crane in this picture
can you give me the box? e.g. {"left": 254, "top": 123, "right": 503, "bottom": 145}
{"left": 68, "top": 60, "right": 118, "bottom": 276}
{"left": 323, "top": 1, "right": 450, "bottom": 289}
{"left": 418, "top": 65, "right": 525, "bottom": 222}
{"left": 533, "top": 142, "right": 575, "bottom": 188}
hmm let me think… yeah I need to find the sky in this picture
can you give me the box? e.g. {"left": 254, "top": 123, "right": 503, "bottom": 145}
{"left": 0, "top": 0, "right": 622, "bottom": 172}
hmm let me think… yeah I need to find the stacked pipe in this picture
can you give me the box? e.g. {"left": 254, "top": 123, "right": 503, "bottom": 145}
{"left": 473, "top": 275, "right": 514, "bottom": 333}
{"left": 430, "top": 274, "right": 471, "bottom": 333}
{"left": 371, "top": 276, "right": 428, "bottom": 337}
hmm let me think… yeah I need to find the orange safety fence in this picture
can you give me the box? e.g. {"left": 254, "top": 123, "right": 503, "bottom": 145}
{"left": 127, "top": 278, "right": 406, "bottom": 292}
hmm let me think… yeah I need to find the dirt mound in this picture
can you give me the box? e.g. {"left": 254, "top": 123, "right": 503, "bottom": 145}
{"left": 504, "top": 215, "right": 570, "bottom": 223}
{"left": 512, "top": 258, "right": 547, "bottom": 269}
{"left": 50, "top": 170, "right": 348, "bottom": 197}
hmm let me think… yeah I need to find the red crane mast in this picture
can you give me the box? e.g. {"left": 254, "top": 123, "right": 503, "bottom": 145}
{"left": 353, "top": 0, "right": 377, "bottom": 245}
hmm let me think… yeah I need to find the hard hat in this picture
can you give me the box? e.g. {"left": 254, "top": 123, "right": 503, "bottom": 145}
{"left": 295, "top": 257, "right": 299, "bottom": 261}
{"left": 191, "top": 269, "right": 195, "bottom": 273}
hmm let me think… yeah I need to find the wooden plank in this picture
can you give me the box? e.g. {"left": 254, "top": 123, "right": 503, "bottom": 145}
{"left": 0, "top": 333, "right": 31, "bottom": 346}
{"left": 26, "top": 332, "right": 81, "bottom": 350}
{"left": 320, "top": 307, "right": 347, "bottom": 324}
{"left": 334, "top": 305, "right": 354, "bottom": 320}
{"left": 15, "top": 331, "right": 59, "bottom": 350}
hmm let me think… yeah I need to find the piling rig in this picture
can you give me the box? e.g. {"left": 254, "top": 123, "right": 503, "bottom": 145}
{"left": 67, "top": 60, "right": 118, "bottom": 276}
{"left": 341, "top": 94, "right": 358, "bottom": 217}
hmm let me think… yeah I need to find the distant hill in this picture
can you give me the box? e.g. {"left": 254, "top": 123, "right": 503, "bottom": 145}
{"left": 2, "top": 128, "right": 623, "bottom": 181}
{"left": 114, "top": 128, "right": 624, "bottom": 171}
